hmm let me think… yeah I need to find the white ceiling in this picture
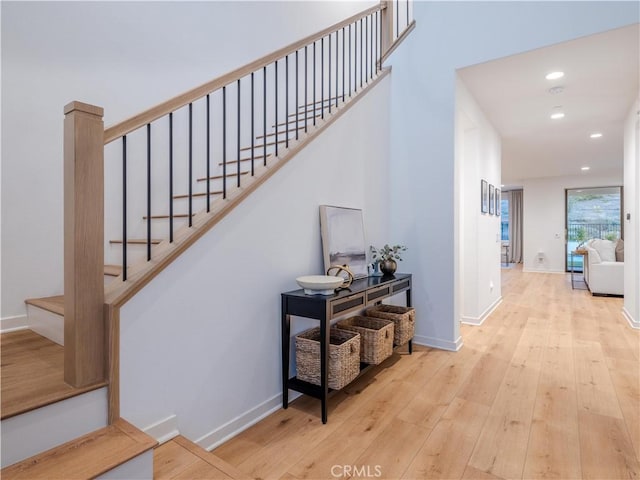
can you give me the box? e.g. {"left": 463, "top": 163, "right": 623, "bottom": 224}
{"left": 458, "top": 23, "right": 639, "bottom": 188}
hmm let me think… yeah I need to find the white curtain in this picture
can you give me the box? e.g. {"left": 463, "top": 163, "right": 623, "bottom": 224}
{"left": 509, "top": 189, "right": 523, "bottom": 263}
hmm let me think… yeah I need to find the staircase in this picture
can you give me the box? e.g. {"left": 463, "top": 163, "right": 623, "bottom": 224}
{"left": 0, "top": 1, "right": 415, "bottom": 477}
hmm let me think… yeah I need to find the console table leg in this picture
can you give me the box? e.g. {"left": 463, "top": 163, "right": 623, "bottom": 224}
{"left": 282, "top": 310, "right": 291, "bottom": 409}
{"left": 320, "top": 317, "right": 329, "bottom": 424}
{"left": 408, "top": 339, "right": 413, "bottom": 354}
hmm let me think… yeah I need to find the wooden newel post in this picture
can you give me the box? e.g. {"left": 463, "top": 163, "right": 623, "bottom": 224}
{"left": 380, "top": 0, "right": 394, "bottom": 57}
{"left": 64, "top": 101, "right": 105, "bottom": 387}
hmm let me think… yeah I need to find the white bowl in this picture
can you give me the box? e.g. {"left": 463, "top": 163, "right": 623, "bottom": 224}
{"left": 296, "top": 275, "right": 344, "bottom": 295}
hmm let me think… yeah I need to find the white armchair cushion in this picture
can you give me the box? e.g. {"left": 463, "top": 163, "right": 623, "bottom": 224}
{"left": 586, "top": 246, "right": 601, "bottom": 264}
{"left": 587, "top": 261, "right": 624, "bottom": 295}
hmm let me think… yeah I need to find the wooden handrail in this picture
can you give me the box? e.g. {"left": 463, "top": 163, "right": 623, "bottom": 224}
{"left": 103, "top": 3, "right": 384, "bottom": 145}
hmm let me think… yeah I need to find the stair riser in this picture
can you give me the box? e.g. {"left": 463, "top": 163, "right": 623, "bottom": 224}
{"left": 1, "top": 387, "right": 108, "bottom": 468}
{"left": 95, "top": 450, "right": 154, "bottom": 480}
{"left": 27, "top": 304, "right": 63, "bottom": 346}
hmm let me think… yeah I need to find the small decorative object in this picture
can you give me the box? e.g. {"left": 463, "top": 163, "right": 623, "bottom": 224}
{"left": 489, "top": 184, "right": 495, "bottom": 215}
{"left": 326, "top": 265, "right": 354, "bottom": 288}
{"left": 319, "top": 205, "right": 368, "bottom": 279}
{"left": 481, "top": 179, "right": 488, "bottom": 213}
{"left": 296, "top": 275, "right": 346, "bottom": 295}
{"left": 370, "top": 262, "right": 383, "bottom": 277}
{"left": 370, "top": 244, "right": 407, "bottom": 276}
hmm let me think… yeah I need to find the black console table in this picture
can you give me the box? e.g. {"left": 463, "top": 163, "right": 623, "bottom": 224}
{"left": 281, "top": 273, "right": 412, "bottom": 423}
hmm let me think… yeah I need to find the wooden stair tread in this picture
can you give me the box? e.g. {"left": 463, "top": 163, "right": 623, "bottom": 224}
{"left": 0, "top": 330, "right": 107, "bottom": 420}
{"left": 104, "top": 264, "right": 122, "bottom": 277}
{"left": 25, "top": 295, "right": 64, "bottom": 316}
{"left": 109, "top": 238, "right": 163, "bottom": 245}
{"left": 154, "top": 435, "right": 250, "bottom": 480}
{"left": 196, "top": 171, "right": 249, "bottom": 182}
{"left": 1, "top": 418, "right": 157, "bottom": 479}
{"left": 174, "top": 191, "right": 224, "bottom": 199}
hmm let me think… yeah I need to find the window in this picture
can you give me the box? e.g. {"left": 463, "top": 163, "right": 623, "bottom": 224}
{"left": 501, "top": 197, "right": 509, "bottom": 241}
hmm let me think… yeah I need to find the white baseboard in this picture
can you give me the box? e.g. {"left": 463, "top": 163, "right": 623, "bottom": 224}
{"left": 622, "top": 307, "right": 639, "bottom": 329}
{"left": 195, "top": 391, "right": 301, "bottom": 452}
{"left": 522, "top": 268, "right": 566, "bottom": 274}
{"left": 142, "top": 414, "right": 179, "bottom": 445}
{"left": 1, "top": 315, "right": 28, "bottom": 333}
{"left": 461, "top": 297, "right": 502, "bottom": 326}
{"left": 413, "top": 334, "right": 463, "bottom": 352}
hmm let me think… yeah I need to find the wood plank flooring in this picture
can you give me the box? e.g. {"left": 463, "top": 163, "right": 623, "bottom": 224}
{"left": 0, "top": 329, "right": 106, "bottom": 419}
{"left": 212, "top": 266, "right": 639, "bottom": 479}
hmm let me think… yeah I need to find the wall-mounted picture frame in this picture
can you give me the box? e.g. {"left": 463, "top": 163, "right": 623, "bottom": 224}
{"left": 489, "top": 184, "right": 495, "bottom": 215}
{"left": 481, "top": 179, "right": 488, "bottom": 213}
{"left": 495, "top": 188, "right": 501, "bottom": 216}
{"left": 319, "top": 205, "right": 368, "bottom": 279}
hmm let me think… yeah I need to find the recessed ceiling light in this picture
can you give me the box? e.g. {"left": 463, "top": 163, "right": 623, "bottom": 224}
{"left": 548, "top": 86, "right": 564, "bottom": 95}
{"left": 546, "top": 71, "right": 564, "bottom": 80}
{"left": 550, "top": 112, "right": 565, "bottom": 119}
{"left": 590, "top": 132, "right": 603, "bottom": 138}
{"left": 581, "top": 166, "right": 590, "bottom": 171}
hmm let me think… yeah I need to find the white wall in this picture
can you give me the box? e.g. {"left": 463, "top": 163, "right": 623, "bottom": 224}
{"left": 522, "top": 171, "right": 623, "bottom": 273}
{"left": 456, "top": 78, "right": 502, "bottom": 325}
{"left": 623, "top": 98, "right": 639, "bottom": 328}
{"left": 120, "top": 78, "right": 391, "bottom": 446}
{"left": 386, "top": 1, "right": 638, "bottom": 350}
{"left": 0, "top": 0, "right": 376, "bottom": 319}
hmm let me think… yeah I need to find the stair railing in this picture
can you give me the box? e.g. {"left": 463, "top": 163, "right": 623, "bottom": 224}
{"left": 63, "top": 0, "right": 413, "bottom": 392}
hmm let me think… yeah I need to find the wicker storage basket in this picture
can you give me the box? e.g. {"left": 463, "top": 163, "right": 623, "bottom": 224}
{"left": 295, "top": 327, "right": 361, "bottom": 390}
{"left": 365, "top": 304, "right": 415, "bottom": 346}
{"left": 335, "top": 316, "right": 394, "bottom": 365}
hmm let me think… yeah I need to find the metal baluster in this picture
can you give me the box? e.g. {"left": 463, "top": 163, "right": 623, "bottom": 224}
{"left": 223, "top": 86, "right": 227, "bottom": 199}
{"left": 251, "top": 73, "right": 255, "bottom": 176}
{"left": 328, "top": 34, "right": 332, "bottom": 114}
{"left": 396, "top": 0, "right": 399, "bottom": 38}
{"left": 321, "top": 37, "right": 324, "bottom": 119}
{"left": 335, "top": 29, "right": 339, "bottom": 108}
{"left": 237, "top": 79, "right": 241, "bottom": 187}
{"left": 406, "top": 0, "right": 410, "bottom": 28}
{"left": 360, "top": 18, "right": 363, "bottom": 88}
{"left": 170, "top": 112, "right": 175, "bottom": 238}
{"left": 275, "top": 60, "right": 279, "bottom": 156}
{"left": 286, "top": 55, "right": 289, "bottom": 148}
{"left": 146, "top": 123, "right": 151, "bottom": 260}
{"left": 342, "top": 27, "right": 345, "bottom": 102}
{"left": 122, "top": 135, "right": 127, "bottom": 281}
{"left": 263, "top": 66, "right": 267, "bottom": 166}
{"left": 295, "top": 50, "right": 299, "bottom": 140}
{"left": 376, "top": 11, "right": 380, "bottom": 72}
{"left": 365, "top": 16, "right": 368, "bottom": 83}
{"left": 305, "top": 45, "right": 308, "bottom": 133}
{"left": 370, "top": 14, "right": 373, "bottom": 79}
{"left": 313, "top": 42, "right": 316, "bottom": 126}
{"left": 205, "top": 97, "right": 210, "bottom": 213}
{"left": 349, "top": 23, "right": 352, "bottom": 96}
{"left": 188, "top": 103, "right": 193, "bottom": 227}
{"left": 354, "top": 22, "right": 357, "bottom": 93}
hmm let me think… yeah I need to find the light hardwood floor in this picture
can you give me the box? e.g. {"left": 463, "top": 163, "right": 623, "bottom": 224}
{"left": 212, "top": 267, "right": 639, "bottom": 479}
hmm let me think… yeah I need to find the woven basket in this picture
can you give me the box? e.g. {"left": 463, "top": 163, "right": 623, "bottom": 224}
{"left": 335, "top": 316, "right": 394, "bottom": 365}
{"left": 295, "top": 327, "right": 360, "bottom": 390}
{"left": 365, "top": 304, "right": 415, "bottom": 346}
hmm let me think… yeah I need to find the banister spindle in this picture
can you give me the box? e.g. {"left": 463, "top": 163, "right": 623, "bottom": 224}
{"left": 286, "top": 55, "right": 289, "bottom": 148}
{"left": 305, "top": 45, "right": 308, "bottom": 133}
{"left": 354, "top": 22, "right": 357, "bottom": 94}
{"left": 328, "top": 34, "right": 332, "bottom": 115}
{"left": 275, "top": 60, "right": 279, "bottom": 156}
{"left": 342, "top": 27, "right": 345, "bottom": 102}
{"left": 335, "top": 29, "right": 339, "bottom": 108}
{"left": 169, "top": 113, "right": 175, "bottom": 237}
{"left": 313, "top": 42, "right": 317, "bottom": 126}
{"left": 205, "top": 97, "right": 210, "bottom": 212}
{"left": 188, "top": 104, "right": 193, "bottom": 227}
{"left": 146, "top": 123, "right": 152, "bottom": 260}
{"left": 122, "top": 135, "right": 127, "bottom": 279}
{"left": 295, "top": 50, "right": 299, "bottom": 141}
{"left": 237, "top": 79, "right": 241, "bottom": 187}
{"left": 365, "top": 17, "right": 368, "bottom": 84}
{"left": 321, "top": 37, "right": 324, "bottom": 120}
{"left": 223, "top": 86, "right": 227, "bottom": 199}
{"left": 360, "top": 18, "right": 363, "bottom": 88}
{"left": 251, "top": 72, "right": 255, "bottom": 176}
{"left": 263, "top": 66, "right": 267, "bottom": 166}
{"left": 349, "top": 24, "right": 352, "bottom": 96}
